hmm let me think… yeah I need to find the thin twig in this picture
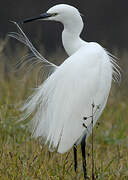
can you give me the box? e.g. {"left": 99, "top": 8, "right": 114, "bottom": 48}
{"left": 91, "top": 103, "right": 95, "bottom": 180}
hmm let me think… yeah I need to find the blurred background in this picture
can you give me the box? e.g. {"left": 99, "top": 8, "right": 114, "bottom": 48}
{"left": 0, "top": 0, "right": 127, "bottom": 96}
{"left": 1, "top": 0, "right": 128, "bottom": 50}
{"left": 0, "top": 1, "right": 128, "bottom": 179}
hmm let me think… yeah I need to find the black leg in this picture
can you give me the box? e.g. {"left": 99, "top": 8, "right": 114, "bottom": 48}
{"left": 81, "top": 135, "right": 88, "bottom": 180}
{"left": 73, "top": 144, "right": 77, "bottom": 172}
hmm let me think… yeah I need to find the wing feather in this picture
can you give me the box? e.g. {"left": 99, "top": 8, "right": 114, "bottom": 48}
{"left": 19, "top": 43, "right": 113, "bottom": 153}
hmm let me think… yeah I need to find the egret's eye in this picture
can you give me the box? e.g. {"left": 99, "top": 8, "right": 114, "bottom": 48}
{"left": 52, "top": 13, "right": 58, "bottom": 16}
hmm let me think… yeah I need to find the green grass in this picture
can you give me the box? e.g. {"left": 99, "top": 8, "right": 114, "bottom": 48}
{"left": 0, "top": 39, "right": 128, "bottom": 179}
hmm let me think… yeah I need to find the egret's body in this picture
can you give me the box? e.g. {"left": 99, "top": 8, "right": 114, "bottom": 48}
{"left": 9, "top": 4, "right": 120, "bottom": 179}
{"left": 29, "top": 42, "right": 112, "bottom": 154}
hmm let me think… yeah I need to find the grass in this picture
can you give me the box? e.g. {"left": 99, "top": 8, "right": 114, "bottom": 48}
{"left": 0, "top": 38, "right": 128, "bottom": 179}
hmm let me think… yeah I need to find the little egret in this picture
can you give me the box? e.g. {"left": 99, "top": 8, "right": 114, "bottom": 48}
{"left": 9, "top": 4, "right": 120, "bottom": 179}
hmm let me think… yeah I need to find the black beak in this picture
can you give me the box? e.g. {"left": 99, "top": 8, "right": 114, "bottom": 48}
{"left": 18, "top": 13, "right": 52, "bottom": 24}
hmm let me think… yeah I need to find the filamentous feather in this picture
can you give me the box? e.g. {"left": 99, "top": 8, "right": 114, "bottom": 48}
{"left": 8, "top": 22, "right": 57, "bottom": 74}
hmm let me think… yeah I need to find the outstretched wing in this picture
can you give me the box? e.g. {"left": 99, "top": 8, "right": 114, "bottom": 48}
{"left": 8, "top": 21, "right": 57, "bottom": 76}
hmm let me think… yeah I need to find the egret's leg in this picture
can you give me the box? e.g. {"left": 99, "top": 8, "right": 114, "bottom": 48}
{"left": 81, "top": 135, "right": 88, "bottom": 180}
{"left": 73, "top": 144, "right": 77, "bottom": 172}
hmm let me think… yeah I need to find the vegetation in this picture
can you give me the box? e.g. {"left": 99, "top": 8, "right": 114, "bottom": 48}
{"left": 0, "top": 38, "right": 128, "bottom": 179}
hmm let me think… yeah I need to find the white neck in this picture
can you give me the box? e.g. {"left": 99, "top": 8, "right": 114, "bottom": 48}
{"left": 62, "top": 15, "right": 87, "bottom": 56}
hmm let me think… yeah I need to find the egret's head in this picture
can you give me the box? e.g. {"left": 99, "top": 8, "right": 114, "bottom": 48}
{"left": 20, "top": 4, "right": 83, "bottom": 31}
{"left": 46, "top": 4, "right": 81, "bottom": 22}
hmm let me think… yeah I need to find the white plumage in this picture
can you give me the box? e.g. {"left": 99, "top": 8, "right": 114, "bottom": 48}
{"left": 9, "top": 4, "right": 120, "bottom": 154}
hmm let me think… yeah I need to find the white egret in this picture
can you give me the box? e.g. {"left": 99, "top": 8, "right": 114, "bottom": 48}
{"left": 9, "top": 4, "right": 120, "bottom": 179}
